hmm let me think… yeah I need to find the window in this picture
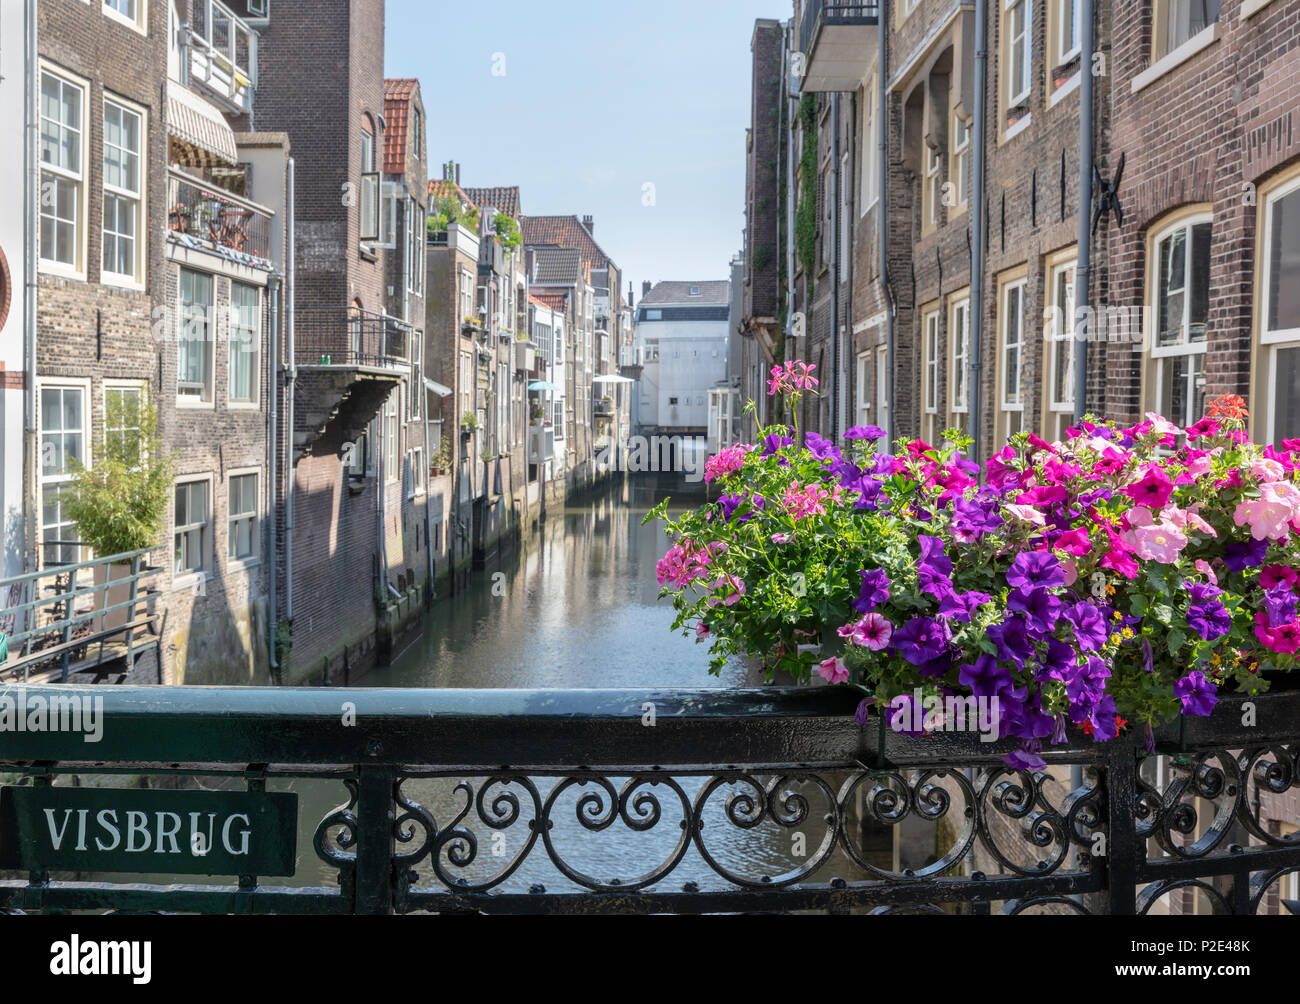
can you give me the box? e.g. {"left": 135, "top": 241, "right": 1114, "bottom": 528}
{"left": 410, "top": 331, "right": 422, "bottom": 420}
{"left": 105, "top": 384, "right": 144, "bottom": 467}
{"left": 178, "top": 268, "right": 214, "bottom": 403}
{"left": 861, "top": 77, "right": 878, "bottom": 212}
{"left": 229, "top": 282, "right": 259, "bottom": 404}
{"left": 1154, "top": 0, "right": 1221, "bottom": 60}
{"left": 999, "top": 276, "right": 1027, "bottom": 443}
{"left": 411, "top": 107, "right": 422, "bottom": 157}
{"left": 459, "top": 270, "right": 474, "bottom": 323}
{"left": 1258, "top": 172, "right": 1300, "bottom": 446}
{"left": 1054, "top": 0, "right": 1081, "bottom": 68}
{"left": 1148, "top": 213, "right": 1210, "bottom": 427}
{"left": 1005, "top": 0, "right": 1032, "bottom": 107}
{"left": 459, "top": 350, "right": 473, "bottom": 421}
{"left": 950, "top": 296, "right": 971, "bottom": 429}
{"left": 359, "top": 126, "right": 379, "bottom": 243}
{"left": 102, "top": 98, "right": 143, "bottom": 284}
{"left": 227, "top": 472, "right": 258, "bottom": 564}
{"left": 40, "top": 385, "right": 86, "bottom": 565}
{"left": 408, "top": 198, "right": 423, "bottom": 293}
{"left": 923, "top": 307, "right": 941, "bottom": 444}
{"left": 103, "top": 0, "right": 146, "bottom": 31}
{"left": 384, "top": 390, "right": 399, "bottom": 481}
{"left": 876, "top": 344, "right": 890, "bottom": 446}
{"left": 408, "top": 448, "right": 424, "bottom": 498}
{"left": 1045, "top": 254, "right": 1077, "bottom": 442}
{"left": 497, "top": 362, "right": 508, "bottom": 453}
{"left": 950, "top": 115, "right": 971, "bottom": 209}
{"left": 39, "top": 69, "right": 84, "bottom": 273}
{"left": 174, "top": 479, "right": 210, "bottom": 578}
{"left": 924, "top": 144, "right": 941, "bottom": 229}
{"left": 856, "top": 351, "right": 871, "bottom": 427}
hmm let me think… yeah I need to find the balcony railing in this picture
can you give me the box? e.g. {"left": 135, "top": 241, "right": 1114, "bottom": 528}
{"left": 188, "top": 0, "right": 258, "bottom": 114}
{"left": 295, "top": 306, "right": 410, "bottom": 370}
{"left": 167, "top": 169, "right": 273, "bottom": 267}
{"left": 1, "top": 685, "right": 1297, "bottom": 914}
{"left": 799, "top": 0, "right": 880, "bottom": 55}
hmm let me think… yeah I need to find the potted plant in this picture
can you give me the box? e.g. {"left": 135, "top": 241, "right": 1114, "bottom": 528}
{"left": 62, "top": 396, "right": 174, "bottom": 630}
{"left": 652, "top": 378, "right": 1300, "bottom": 772}
{"left": 460, "top": 411, "right": 478, "bottom": 436}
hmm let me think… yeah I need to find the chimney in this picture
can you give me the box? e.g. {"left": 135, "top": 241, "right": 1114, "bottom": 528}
{"left": 455, "top": 162, "right": 461, "bottom": 185}
{"left": 642, "top": 280, "right": 652, "bottom": 299}
{"left": 582, "top": 214, "right": 594, "bottom": 235}
{"left": 628, "top": 280, "right": 634, "bottom": 308}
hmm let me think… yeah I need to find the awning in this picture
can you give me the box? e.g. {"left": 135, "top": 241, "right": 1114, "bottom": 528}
{"left": 166, "top": 82, "right": 238, "bottom": 167}
{"left": 424, "top": 377, "right": 453, "bottom": 398}
{"left": 592, "top": 374, "right": 635, "bottom": 384}
{"left": 528, "top": 381, "right": 559, "bottom": 392}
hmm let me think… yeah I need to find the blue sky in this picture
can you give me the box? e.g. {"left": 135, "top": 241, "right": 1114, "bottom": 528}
{"left": 385, "top": 0, "right": 782, "bottom": 300}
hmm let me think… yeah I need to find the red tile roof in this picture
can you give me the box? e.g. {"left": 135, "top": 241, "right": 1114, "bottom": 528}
{"left": 428, "top": 177, "right": 476, "bottom": 207}
{"left": 529, "top": 291, "right": 568, "bottom": 313}
{"left": 520, "top": 215, "right": 611, "bottom": 269}
{"left": 383, "top": 78, "right": 419, "bottom": 174}
{"left": 463, "top": 186, "right": 521, "bottom": 219}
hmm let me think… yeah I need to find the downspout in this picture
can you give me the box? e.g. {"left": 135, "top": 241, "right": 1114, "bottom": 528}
{"left": 285, "top": 158, "right": 296, "bottom": 625}
{"left": 1073, "top": 0, "right": 1095, "bottom": 423}
{"left": 785, "top": 20, "right": 797, "bottom": 358}
{"left": 969, "top": 0, "right": 988, "bottom": 468}
{"left": 880, "top": 2, "right": 895, "bottom": 451}
{"left": 23, "top": 0, "right": 38, "bottom": 572}
{"left": 830, "top": 92, "right": 841, "bottom": 440}
{"left": 847, "top": 91, "right": 856, "bottom": 435}
{"left": 267, "top": 274, "right": 280, "bottom": 674}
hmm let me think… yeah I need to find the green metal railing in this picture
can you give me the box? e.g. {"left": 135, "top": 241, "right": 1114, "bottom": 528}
{"left": 1, "top": 685, "right": 1298, "bottom": 915}
{"left": 0, "top": 550, "right": 161, "bottom": 684}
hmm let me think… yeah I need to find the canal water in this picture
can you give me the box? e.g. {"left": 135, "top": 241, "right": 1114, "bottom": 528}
{"left": 84, "top": 476, "right": 901, "bottom": 900}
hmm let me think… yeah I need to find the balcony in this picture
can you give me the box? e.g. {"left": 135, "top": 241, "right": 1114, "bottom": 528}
{"left": 799, "top": 0, "right": 880, "bottom": 93}
{"left": 187, "top": 0, "right": 258, "bottom": 115}
{"left": 167, "top": 169, "right": 273, "bottom": 269}
{"left": 1, "top": 685, "right": 1298, "bottom": 914}
{"left": 292, "top": 307, "right": 410, "bottom": 461}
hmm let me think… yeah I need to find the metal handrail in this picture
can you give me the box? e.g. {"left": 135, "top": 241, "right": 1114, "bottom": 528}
{"left": 799, "top": 0, "right": 881, "bottom": 54}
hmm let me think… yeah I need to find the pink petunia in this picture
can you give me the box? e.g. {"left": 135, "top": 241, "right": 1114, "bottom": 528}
{"left": 818, "top": 656, "right": 850, "bottom": 684}
{"left": 1261, "top": 565, "right": 1299, "bottom": 591}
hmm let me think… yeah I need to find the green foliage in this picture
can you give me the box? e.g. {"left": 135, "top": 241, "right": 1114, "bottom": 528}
{"left": 491, "top": 212, "right": 522, "bottom": 252}
{"left": 62, "top": 396, "right": 174, "bottom": 558}
{"left": 428, "top": 196, "right": 480, "bottom": 234}
{"left": 796, "top": 94, "right": 819, "bottom": 276}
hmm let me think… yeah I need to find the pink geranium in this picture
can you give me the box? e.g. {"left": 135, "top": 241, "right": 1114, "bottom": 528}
{"left": 783, "top": 482, "right": 838, "bottom": 520}
{"left": 704, "top": 444, "right": 752, "bottom": 483}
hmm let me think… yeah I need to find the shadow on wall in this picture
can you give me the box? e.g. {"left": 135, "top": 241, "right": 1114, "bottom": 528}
{"left": 174, "top": 553, "right": 269, "bottom": 687}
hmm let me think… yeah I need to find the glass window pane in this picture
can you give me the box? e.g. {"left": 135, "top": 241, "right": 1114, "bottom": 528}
{"left": 1269, "top": 187, "right": 1300, "bottom": 333}
{"left": 1272, "top": 347, "right": 1300, "bottom": 445}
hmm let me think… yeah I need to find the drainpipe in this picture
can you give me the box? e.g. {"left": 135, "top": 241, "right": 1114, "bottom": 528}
{"left": 23, "top": 0, "right": 37, "bottom": 572}
{"left": 830, "top": 92, "right": 841, "bottom": 440}
{"left": 847, "top": 91, "right": 856, "bottom": 435}
{"left": 969, "top": 0, "right": 988, "bottom": 468}
{"left": 880, "top": 2, "right": 895, "bottom": 451}
{"left": 1073, "top": 0, "right": 1095, "bottom": 424}
{"left": 285, "top": 158, "right": 296, "bottom": 626}
{"left": 267, "top": 274, "right": 281, "bottom": 673}
{"left": 785, "top": 20, "right": 797, "bottom": 359}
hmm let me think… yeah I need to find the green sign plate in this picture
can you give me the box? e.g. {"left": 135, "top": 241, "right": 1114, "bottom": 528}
{"left": 0, "top": 786, "right": 298, "bottom": 877}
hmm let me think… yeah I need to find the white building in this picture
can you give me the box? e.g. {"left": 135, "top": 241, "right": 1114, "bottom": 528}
{"left": 634, "top": 280, "right": 730, "bottom": 437}
{"left": 528, "top": 293, "right": 567, "bottom": 483}
{"left": 0, "top": 1, "right": 29, "bottom": 578}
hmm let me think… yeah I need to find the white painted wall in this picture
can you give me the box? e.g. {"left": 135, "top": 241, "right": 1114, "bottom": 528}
{"left": 638, "top": 319, "right": 728, "bottom": 431}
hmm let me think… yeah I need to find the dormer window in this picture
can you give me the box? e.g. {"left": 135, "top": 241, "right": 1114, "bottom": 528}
{"left": 690, "top": 286, "right": 700, "bottom": 295}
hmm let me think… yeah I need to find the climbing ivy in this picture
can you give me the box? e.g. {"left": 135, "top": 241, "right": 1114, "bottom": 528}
{"left": 795, "top": 93, "right": 818, "bottom": 277}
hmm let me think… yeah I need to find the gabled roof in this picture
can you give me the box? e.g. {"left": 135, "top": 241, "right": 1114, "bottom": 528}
{"left": 463, "top": 186, "right": 521, "bottom": 219}
{"left": 520, "top": 215, "right": 612, "bottom": 270}
{"left": 530, "top": 246, "right": 583, "bottom": 286}
{"left": 383, "top": 78, "right": 419, "bottom": 175}
{"left": 640, "top": 280, "right": 731, "bottom": 306}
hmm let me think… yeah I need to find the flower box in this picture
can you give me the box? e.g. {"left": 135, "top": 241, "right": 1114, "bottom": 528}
{"left": 653, "top": 386, "right": 1299, "bottom": 770}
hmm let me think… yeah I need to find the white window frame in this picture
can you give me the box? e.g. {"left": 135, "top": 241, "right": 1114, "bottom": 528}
{"left": 1155, "top": 0, "right": 1222, "bottom": 61}
{"left": 408, "top": 446, "right": 425, "bottom": 499}
{"left": 924, "top": 143, "right": 941, "bottom": 229}
{"left": 1057, "top": 0, "right": 1081, "bottom": 65}
{"left": 922, "top": 308, "right": 941, "bottom": 444}
{"left": 410, "top": 330, "right": 423, "bottom": 420}
{"left": 103, "top": 380, "right": 146, "bottom": 468}
{"left": 103, "top": 0, "right": 148, "bottom": 34}
{"left": 860, "top": 76, "right": 878, "bottom": 214}
{"left": 38, "top": 65, "right": 88, "bottom": 279}
{"left": 951, "top": 114, "right": 971, "bottom": 209}
{"left": 1005, "top": 0, "right": 1033, "bottom": 107}
{"left": 226, "top": 468, "right": 260, "bottom": 569}
{"left": 1259, "top": 171, "right": 1300, "bottom": 445}
{"left": 173, "top": 475, "right": 213, "bottom": 585}
{"left": 177, "top": 267, "right": 215, "bottom": 406}
{"left": 950, "top": 295, "right": 971, "bottom": 422}
{"left": 875, "top": 343, "right": 890, "bottom": 446}
{"left": 1046, "top": 254, "right": 1078, "bottom": 441}
{"left": 1147, "top": 211, "right": 1211, "bottom": 427}
{"left": 856, "top": 350, "right": 871, "bottom": 426}
{"left": 228, "top": 280, "right": 260, "bottom": 407}
{"left": 38, "top": 379, "right": 91, "bottom": 566}
{"left": 999, "top": 275, "right": 1028, "bottom": 443}
{"left": 101, "top": 95, "right": 146, "bottom": 288}
{"left": 384, "top": 388, "right": 400, "bottom": 483}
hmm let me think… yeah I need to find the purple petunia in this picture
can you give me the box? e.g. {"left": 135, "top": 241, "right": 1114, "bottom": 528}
{"left": 1063, "top": 601, "right": 1109, "bottom": 652}
{"left": 1174, "top": 670, "right": 1218, "bottom": 716}
{"left": 917, "top": 535, "right": 954, "bottom": 599}
{"left": 958, "top": 654, "right": 1014, "bottom": 698}
{"left": 987, "top": 615, "right": 1035, "bottom": 667}
{"left": 937, "top": 589, "right": 993, "bottom": 623}
{"left": 1224, "top": 537, "right": 1270, "bottom": 572}
{"left": 1006, "top": 551, "right": 1066, "bottom": 591}
{"left": 1007, "top": 587, "right": 1062, "bottom": 636}
{"left": 761, "top": 432, "right": 794, "bottom": 461}
{"left": 1187, "top": 601, "right": 1232, "bottom": 640}
{"left": 1003, "top": 741, "right": 1048, "bottom": 773}
{"left": 852, "top": 568, "right": 891, "bottom": 614}
{"left": 891, "top": 616, "right": 949, "bottom": 666}
{"left": 844, "top": 425, "right": 886, "bottom": 442}
{"left": 1265, "top": 585, "right": 1299, "bottom": 629}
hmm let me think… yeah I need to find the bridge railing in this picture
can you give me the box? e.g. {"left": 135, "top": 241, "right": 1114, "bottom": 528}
{"left": 0, "top": 686, "right": 1298, "bottom": 914}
